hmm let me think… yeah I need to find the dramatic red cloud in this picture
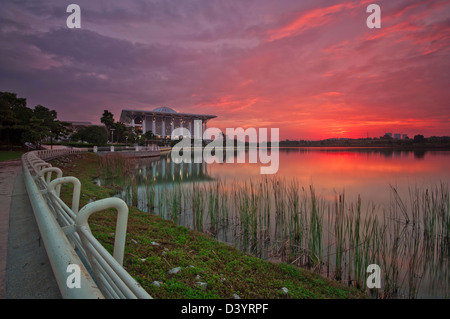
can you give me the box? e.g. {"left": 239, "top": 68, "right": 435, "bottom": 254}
{"left": 265, "top": 0, "right": 375, "bottom": 42}
{"left": 200, "top": 0, "right": 450, "bottom": 140}
{"left": 266, "top": 3, "right": 354, "bottom": 42}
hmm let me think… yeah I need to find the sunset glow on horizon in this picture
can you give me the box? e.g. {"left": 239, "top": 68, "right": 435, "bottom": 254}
{"left": 1, "top": 0, "right": 449, "bottom": 140}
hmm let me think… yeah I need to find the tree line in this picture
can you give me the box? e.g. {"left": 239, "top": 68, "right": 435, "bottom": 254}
{"left": 1, "top": 91, "right": 158, "bottom": 148}
{"left": 0, "top": 91, "right": 71, "bottom": 149}
{"left": 73, "top": 109, "right": 155, "bottom": 145}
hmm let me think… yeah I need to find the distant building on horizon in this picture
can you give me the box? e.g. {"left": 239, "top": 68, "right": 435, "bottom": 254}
{"left": 119, "top": 107, "right": 217, "bottom": 139}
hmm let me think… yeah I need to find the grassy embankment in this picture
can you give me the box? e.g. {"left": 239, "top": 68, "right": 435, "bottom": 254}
{"left": 0, "top": 151, "right": 23, "bottom": 162}
{"left": 49, "top": 152, "right": 364, "bottom": 299}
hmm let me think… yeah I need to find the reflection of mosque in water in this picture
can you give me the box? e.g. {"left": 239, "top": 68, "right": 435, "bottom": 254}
{"left": 123, "top": 153, "right": 215, "bottom": 222}
{"left": 138, "top": 152, "right": 213, "bottom": 184}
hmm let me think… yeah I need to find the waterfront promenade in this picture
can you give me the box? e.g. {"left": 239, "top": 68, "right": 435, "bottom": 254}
{"left": 0, "top": 158, "right": 60, "bottom": 299}
{"left": 0, "top": 144, "right": 167, "bottom": 298}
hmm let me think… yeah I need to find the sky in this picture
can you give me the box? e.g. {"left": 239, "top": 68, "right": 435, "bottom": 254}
{"left": 1, "top": 0, "right": 449, "bottom": 140}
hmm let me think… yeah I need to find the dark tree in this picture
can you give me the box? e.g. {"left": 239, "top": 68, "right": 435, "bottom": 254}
{"left": 1, "top": 92, "right": 69, "bottom": 148}
{"left": 101, "top": 110, "right": 115, "bottom": 141}
{"left": 414, "top": 134, "right": 425, "bottom": 143}
{"left": 71, "top": 126, "right": 108, "bottom": 145}
{"left": 0, "top": 92, "right": 32, "bottom": 146}
{"left": 112, "top": 121, "right": 128, "bottom": 143}
{"left": 32, "top": 105, "right": 71, "bottom": 149}
{"left": 143, "top": 130, "right": 155, "bottom": 140}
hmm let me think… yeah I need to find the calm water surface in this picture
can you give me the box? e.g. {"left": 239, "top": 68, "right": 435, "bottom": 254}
{"left": 207, "top": 147, "right": 450, "bottom": 203}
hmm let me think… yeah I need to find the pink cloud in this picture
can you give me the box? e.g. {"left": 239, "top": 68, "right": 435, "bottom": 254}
{"left": 266, "top": 3, "right": 356, "bottom": 42}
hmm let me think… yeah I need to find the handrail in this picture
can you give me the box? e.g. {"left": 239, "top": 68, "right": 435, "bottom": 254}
{"left": 38, "top": 167, "right": 63, "bottom": 194}
{"left": 21, "top": 149, "right": 152, "bottom": 299}
{"left": 48, "top": 177, "right": 81, "bottom": 214}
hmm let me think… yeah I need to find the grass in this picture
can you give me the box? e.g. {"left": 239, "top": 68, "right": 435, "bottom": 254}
{"left": 0, "top": 151, "right": 23, "bottom": 162}
{"left": 49, "top": 152, "right": 364, "bottom": 299}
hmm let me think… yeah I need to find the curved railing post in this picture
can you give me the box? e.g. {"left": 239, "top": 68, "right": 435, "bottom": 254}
{"left": 48, "top": 176, "right": 81, "bottom": 214}
{"left": 39, "top": 167, "right": 63, "bottom": 195}
{"left": 76, "top": 197, "right": 129, "bottom": 266}
{"left": 39, "top": 167, "right": 63, "bottom": 183}
{"left": 34, "top": 162, "right": 52, "bottom": 172}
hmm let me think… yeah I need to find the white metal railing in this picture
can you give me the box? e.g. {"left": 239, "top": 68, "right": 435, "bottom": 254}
{"left": 21, "top": 149, "right": 152, "bottom": 299}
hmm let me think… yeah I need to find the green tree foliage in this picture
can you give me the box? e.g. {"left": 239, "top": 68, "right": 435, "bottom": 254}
{"left": 0, "top": 92, "right": 32, "bottom": 145}
{"left": 143, "top": 130, "right": 155, "bottom": 140}
{"left": 112, "top": 121, "right": 127, "bottom": 143}
{"left": 31, "top": 105, "right": 72, "bottom": 148}
{"left": 101, "top": 110, "right": 115, "bottom": 141}
{"left": 71, "top": 126, "right": 108, "bottom": 145}
{"left": 100, "top": 110, "right": 114, "bottom": 128}
{"left": 100, "top": 110, "right": 137, "bottom": 144}
{"left": 0, "top": 92, "right": 70, "bottom": 147}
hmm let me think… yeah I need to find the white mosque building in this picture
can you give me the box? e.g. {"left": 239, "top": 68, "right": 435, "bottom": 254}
{"left": 119, "top": 107, "right": 217, "bottom": 139}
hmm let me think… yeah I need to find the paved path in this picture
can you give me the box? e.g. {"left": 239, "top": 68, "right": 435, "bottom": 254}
{"left": 0, "top": 159, "right": 21, "bottom": 298}
{"left": 0, "top": 159, "right": 60, "bottom": 299}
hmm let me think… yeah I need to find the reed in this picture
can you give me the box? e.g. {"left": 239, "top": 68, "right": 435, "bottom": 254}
{"left": 334, "top": 193, "right": 346, "bottom": 281}
{"left": 308, "top": 186, "right": 323, "bottom": 270}
{"left": 192, "top": 181, "right": 205, "bottom": 232}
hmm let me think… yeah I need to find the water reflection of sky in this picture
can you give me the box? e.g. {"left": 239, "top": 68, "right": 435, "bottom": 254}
{"left": 154, "top": 147, "right": 450, "bottom": 208}
{"left": 132, "top": 148, "right": 450, "bottom": 209}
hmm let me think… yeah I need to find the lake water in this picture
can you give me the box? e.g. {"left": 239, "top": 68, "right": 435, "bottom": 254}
{"left": 99, "top": 147, "right": 450, "bottom": 299}
{"left": 203, "top": 147, "right": 450, "bottom": 203}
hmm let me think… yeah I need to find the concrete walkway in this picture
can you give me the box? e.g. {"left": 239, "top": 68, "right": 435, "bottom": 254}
{"left": 0, "top": 159, "right": 60, "bottom": 299}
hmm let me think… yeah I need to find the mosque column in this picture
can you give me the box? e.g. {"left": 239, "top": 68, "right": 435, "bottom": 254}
{"left": 194, "top": 119, "right": 202, "bottom": 139}
{"left": 202, "top": 119, "right": 205, "bottom": 137}
{"left": 152, "top": 116, "right": 156, "bottom": 135}
{"left": 171, "top": 117, "right": 175, "bottom": 137}
{"left": 142, "top": 116, "right": 147, "bottom": 134}
{"left": 161, "top": 117, "right": 166, "bottom": 138}
{"left": 193, "top": 119, "right": 198, "bottom": 139}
